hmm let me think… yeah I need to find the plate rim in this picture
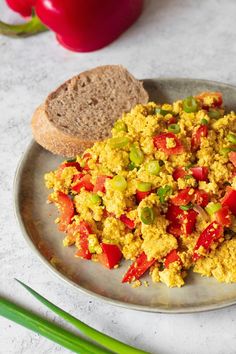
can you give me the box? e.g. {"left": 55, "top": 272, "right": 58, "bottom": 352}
{"left": 14, "top": 77, "right": 236, "bottom": 314}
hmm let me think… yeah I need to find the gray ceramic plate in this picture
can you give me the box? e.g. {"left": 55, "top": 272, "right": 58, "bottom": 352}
{"left": 14, "top": 78, "right": 236, "bottom": 313}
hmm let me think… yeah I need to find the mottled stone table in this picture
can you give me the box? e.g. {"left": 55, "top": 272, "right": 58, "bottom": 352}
{"left": 1, "top": 1, "right": 236, "bottom": 353}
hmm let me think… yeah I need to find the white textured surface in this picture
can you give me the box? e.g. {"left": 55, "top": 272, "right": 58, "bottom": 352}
{"left": 1, "top": 1, "right": 236, "bottom": 353}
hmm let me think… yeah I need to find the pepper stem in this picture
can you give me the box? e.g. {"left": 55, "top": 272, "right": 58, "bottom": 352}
{"left": 0, "top": 15, "right": 47, "bottom": 37}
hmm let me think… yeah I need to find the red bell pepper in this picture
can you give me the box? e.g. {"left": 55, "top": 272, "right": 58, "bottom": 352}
{"left": 221, "top": 187, "right": 236, "bottom": 215}
{"left": 120, "top": 214, "right": 135, "bottom": 230}
{"left": 75, "top": 221, "right": 93, "bottom": 259}
{"left": 166, "top": 204, "right": 197, "bottom": 236}
{"left": 122, "top": 252, "right": 155, "bottom": 283}
{"left": 168, "top": 116, "right": 178, "bottom": 125}
{"left": 56, "top": 192, "right": 74, "bottom": 231}
{"left": 166, "top": 204, "right": 183, "bottom": 223}
{"left": 229, "top": 151, "right": 236, "bottom": 168}
{"left": 136, "top": 190, "right": 151, "bottom": 203}
{"left": 193, "top": 221, "right": 223, "bottom": 261}
{"left": 72, "top": 174, "right": 94, "bottom": 193}
{"left": 171, "top": 188, "right": 194, "bottom": 206}
{"left": 196, "top": 92, "right": 223, "bottom": 109}
{"left": 3, "top": 1, "right": 143, "bottom": 52}
{"left": 98, "top": 243, "right": 123, "bottom": 269}
{"left": 35, "top": 0, "right": 144, "bottom": 52}
{"left": 166, "top": 223, "right": 182, "bottom": 238}
{"left": 181, "top": 209, "right": 198, "bottom": 235}
{"left": 215, "top": 206, "right": 232, "bottom": 227}
{"left": 59, "top": 161, "right": 81, "bottom": 171}
{"left": 6, "top": 0, "right": 36, "bottom": 17}
{"left": 93, "top": 175, "right": 112, "bottom": 193}
{"left": 191, "top": 125, "right": 208, "bottom": 151}
{"left": 193, "top": 189, "right": 209, "bottom": 207}
{"left": 164, "top": 249, "right": 181, "bottom": 268}
{"left": 153, "top": 132, "right": 184, "bottom": 156}
{"left": 173, "top": 167, "right": 187, "bottom": 180}
{"left": 190, "top": 167, "right": 209, "bottom": 181}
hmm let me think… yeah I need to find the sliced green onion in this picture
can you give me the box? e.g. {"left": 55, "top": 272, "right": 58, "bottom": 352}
{"left": 168, "top": 124, "right": 180, "bottom": 134}
{"left": 137, "top": 182, "right": 152, "bottom": 192}
{"left": 140, "top": 207, "right": 154, "bottom": 225}
{"left": 15, "top": 280, "right": 146, "bottom": 354}
{"left": 183, "top": 96, "right": 198, "bottom": 113}
{"left": 146, "top": 160, "right": 160, "bottom": 175}
{"left": 113, "top": 120, "right": 127, "bottom": 132}
{"left": 90, "top": 193, "right": 102, "bottom": 205}
{"left": 157, "top": 185, "right": 173, "bottom": 203}
{"left": 111, "top": 175, "right": 127, "bottom": 192}
{"left": 220, "top": 147, "right": 236, "bottom": 157}
{"left": 205, "top": 202, "right": 222, "bottom": 216}
{"left": 220, "top": 147, "right": 231, "bottom": 157}
{"left": 129, "top": 146, "right": 144, "bottom": 166}
{"left": 127, "top": 161, "right": 137, "bottom": 171}
{"left": 200, "top": 118, "right": 209, "bottom": 125}
{"left": 0, "top": 297, "right": 106, "bottom": 354}
{"left": 108, "top": 137, "right": 130, "bottom": 149}
{"left": 208, "top": 109, "right": 221, "bottom": 119}
{"left": 180, "top": 204, "right": 193, "bottom": 211}
{"left": 226, "top": 133, "right": 236, "bottom": 145}
{"left": 155, "top": 108, "right": 172, "bottom": 116}
{"left": 185, "top": 175, "right": 193, "bottom": 180}
{"left": 66, "top": 158, "right": 77, "bottom": 162}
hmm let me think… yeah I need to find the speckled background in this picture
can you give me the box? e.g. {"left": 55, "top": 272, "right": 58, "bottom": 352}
{"left": 1, "top": 1, "right": 236, "bottom": 353}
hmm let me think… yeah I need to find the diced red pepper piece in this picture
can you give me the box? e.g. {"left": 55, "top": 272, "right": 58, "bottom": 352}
{"left": 168, "top": 116, "right": 178, "bottom": 125}
{"left": 191, "top": 125, "right": 208, "bottom": 151}
{"left": 229, "top": 151, "right": 236, "bottom": 168}
{"left": 120, "top": 214, "right": 135, "bottom": 229}
{"left": 166, "top": 204, "right": 197, "bottom": 235}
{"left": 75, "top": 221, "right": 93, "bottom": 260}
{"left": 164, "top": 249, "right": 181, "bottom": 268}
{"left": 193, "top": 189, "right": 209, "bottom": 207}
{"left": 166, "top": 204, "right": 183, "bottom": 223}
{"left": 171, "top": 188, "right": 194, "bottom": 206}
{"left": 75, "top": 238, "right": 92, "bottom": 259}
{"left": 79, "top": 221, "right": 93, "bottom": 236}
{"left": 98, "top": 243, "right": 123, "bottom": 269}
{"left": 173, "top": 167, "right": 187, "bottom": 180}
{"left": 196, "top": 92, "right": 223, "bottom": 109}
{"left": 136, "top": 190, "right": 151, "bottom": 203}
{"left": 59, "top": 161, "right": 81, "bottom": 171}
{"left": 193, "top": 221, "right": 223, "bottom": 261}
{"left": 221, "top": 187, "right": 236, "bottom": 216}
{"left": 181, "top": 209, "right": 198, "bottom": 235}
{"left": 122, "top": 252, "right": 155, "bottom": 283}
{"left": 153, "top": 132, "right": 184, "bottom": 156}
{"left": 72, "top": 174, "right": 94, "bottom": 193}
{"left": 93, "top": 175, "right": 112, "bottom": 193}
{"left": 82, "top": 153, "right": 92, "bottom": 171}
{"left": 73, "top": 173, "right": 85, "bottom": 182}
{"left": 56, "top": 192, "right": 75, "bottom": 232}
{"left": 190, "top": 166, "right": 209, "bottom": 181}
{"left": 167, "top": 223, "right": 182, "bottom": 238}
{"left": 215, "top": 206, "right": 232, "bottom": 227}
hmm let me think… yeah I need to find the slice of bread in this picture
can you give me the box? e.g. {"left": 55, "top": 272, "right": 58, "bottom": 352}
{"left": 31, "top": 65, "right": 149, "bottom": 157}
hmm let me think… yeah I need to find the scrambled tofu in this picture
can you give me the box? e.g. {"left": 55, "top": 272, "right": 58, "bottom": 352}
{"left": 45, "top": 92, "right": 236, "bottom": 288}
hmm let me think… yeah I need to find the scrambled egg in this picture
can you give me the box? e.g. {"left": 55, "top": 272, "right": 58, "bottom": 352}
{"left": 45, "top": 92, "right": 236, "bottom": 288}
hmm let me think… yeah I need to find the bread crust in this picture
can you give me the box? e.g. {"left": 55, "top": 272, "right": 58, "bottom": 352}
{"left": 31, "top": 105, "right": 95, "bottom": 157}
{"left": 31, "top": 65, "right": 149, "bottom": 157}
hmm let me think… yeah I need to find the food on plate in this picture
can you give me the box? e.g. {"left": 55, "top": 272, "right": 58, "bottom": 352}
{"left": 31, "top": 65, "right": 148, "bottom": 157}
{"left": 44, "top": 91, "right": 236, "bottom": 288}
